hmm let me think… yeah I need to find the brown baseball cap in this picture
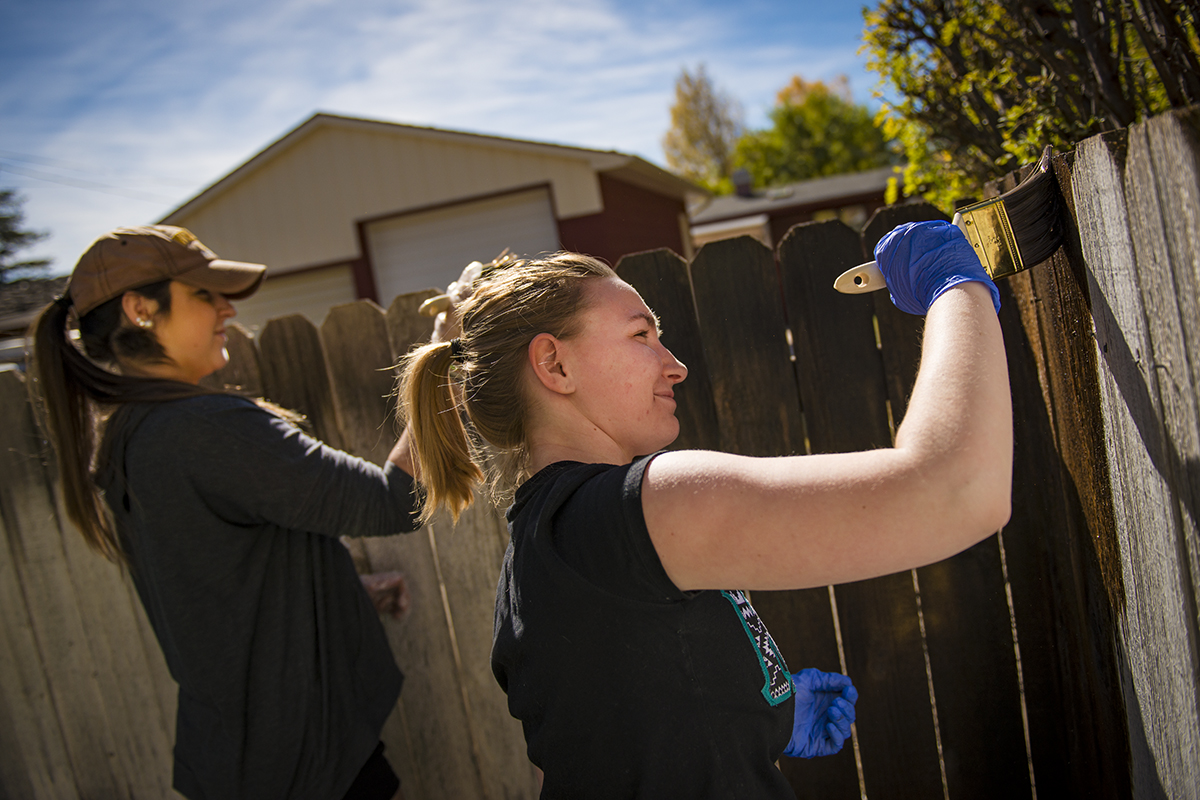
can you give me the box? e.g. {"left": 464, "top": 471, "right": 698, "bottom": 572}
{"left": 67, "top": 225, "right": 267, "bottom": 317}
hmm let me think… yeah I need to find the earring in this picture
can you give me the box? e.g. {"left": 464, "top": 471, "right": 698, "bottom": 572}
{"left": 137, "top": 318, "right": 153, "bottom": 329}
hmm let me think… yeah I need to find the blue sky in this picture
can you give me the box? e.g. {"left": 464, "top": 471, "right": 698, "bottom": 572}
{"left": 1, "top": 0, "right": 880, "bottom": 273}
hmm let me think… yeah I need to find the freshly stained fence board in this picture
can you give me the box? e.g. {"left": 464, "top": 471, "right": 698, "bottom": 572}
{"left": 857, "top": 207, "right": 1030, "bottom": 798}
{"left": 778, "top": 219, "right": 924, "bottom": 800}
{"left": 689, "top": 235, "right": 803, "bottom": 457}
{"left": 617, "top": 248, "right": 721, "bottom": 452}
{"left": 690, "top": 236, "right": 857, "bottom": 796}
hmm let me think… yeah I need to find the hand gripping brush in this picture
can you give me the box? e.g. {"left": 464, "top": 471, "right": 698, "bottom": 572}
{"left": 834, "top": 146, "right": 1066, "bottom": 295}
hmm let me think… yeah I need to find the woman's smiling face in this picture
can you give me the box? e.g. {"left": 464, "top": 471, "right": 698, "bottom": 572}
{"left": 147, "top": 281, "right": 237, "bottom": 384}
{"left": 558, "top": 277, "right": 688, "bottom": 461}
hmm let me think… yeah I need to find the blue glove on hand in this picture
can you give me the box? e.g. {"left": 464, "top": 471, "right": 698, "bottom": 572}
{"left": 874, "top": 220, "right": 1001, "bottom": 315}
{"left": 784, "top": 668, "right": 858, "bottom": 758}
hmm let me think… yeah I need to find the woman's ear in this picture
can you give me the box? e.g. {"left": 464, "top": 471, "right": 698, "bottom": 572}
{"left": 120, "top": 291, "right": 157, "bottom": 328}
{"left": 528, "top": 333, "right": 573, "bottom": 395}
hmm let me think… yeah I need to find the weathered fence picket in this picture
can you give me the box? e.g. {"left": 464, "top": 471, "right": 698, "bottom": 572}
{"left": 3, "top": 105, "right": 1200, "bottom": 799}
{"left": 1074, "top": 111, "right": 1200, "bottom": 800}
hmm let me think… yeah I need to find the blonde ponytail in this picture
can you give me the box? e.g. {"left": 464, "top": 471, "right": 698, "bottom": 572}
{"left": 398, "top": 339, "right": 484, "bottom": 526}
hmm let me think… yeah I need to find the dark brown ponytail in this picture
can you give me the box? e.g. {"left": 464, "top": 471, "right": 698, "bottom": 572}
{"left": 26, "top": 287, "right": 211, "bottom": 563}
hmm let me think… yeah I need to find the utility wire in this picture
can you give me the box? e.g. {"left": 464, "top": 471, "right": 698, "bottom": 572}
{"left": 0, "top": 161, "right": 177, "bottom": 204}
{"left": 0, "top": 148, "right": 197, "bottom": 188}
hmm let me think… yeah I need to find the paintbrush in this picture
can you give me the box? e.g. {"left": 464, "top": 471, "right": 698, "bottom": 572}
{"left": 834, "top": 146, "right": 1065, "bottom": 295}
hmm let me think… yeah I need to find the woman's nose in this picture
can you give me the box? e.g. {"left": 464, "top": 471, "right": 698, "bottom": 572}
{"left": 663, "top": 347, "right": 687, "bottom": 384}
{"left": 216, "top": 294, "right": 236, "bottom": 317}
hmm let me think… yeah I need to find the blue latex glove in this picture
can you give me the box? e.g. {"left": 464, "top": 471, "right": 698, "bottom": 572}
{"left": 783, "top": 668, "right": 858, "bottom": 758}
{"left": 874, "top": 220, "right": 1001, "bottom": 315}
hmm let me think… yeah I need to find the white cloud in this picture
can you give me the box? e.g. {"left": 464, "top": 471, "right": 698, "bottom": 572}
{"left": 2, "top": 0, "right": 875, "bottom": 273}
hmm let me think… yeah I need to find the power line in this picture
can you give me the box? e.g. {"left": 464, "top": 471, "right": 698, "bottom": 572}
{"left": 0, "top": 149, "right": 197, "bottom": 188}
{"left": 0, "top": 161, "right": 177, "bottom": 204}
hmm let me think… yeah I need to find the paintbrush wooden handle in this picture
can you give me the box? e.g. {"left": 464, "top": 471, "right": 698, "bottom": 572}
{"left": 833, "top": 260, "right": 887, "bottom": 294}
{"left": 834, "top": 216, "right": 975, "bottom": 294}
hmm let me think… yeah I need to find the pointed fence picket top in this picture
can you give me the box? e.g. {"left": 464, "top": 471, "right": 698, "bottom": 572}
{"left": 385, "top": 288, "right": 438, "bottom": 360}
{"left": 321, "top": 300, "right": 400, "bottom": 467}
{"left": 257, "top": 313, "right": 348, "bottom": 451}
{"left": 689, "top": 235, "right": 804, "bottom": 457}
{"left": 616, "top": 248, "right": 721, "bottom": 452}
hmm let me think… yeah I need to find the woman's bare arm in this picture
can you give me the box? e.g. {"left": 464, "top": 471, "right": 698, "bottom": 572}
{"left": 642, "top": 281, "right": 1012, "bottom": 591}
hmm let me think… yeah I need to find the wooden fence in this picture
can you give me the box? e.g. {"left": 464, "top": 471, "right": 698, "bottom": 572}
{"left": 2, "top": 105, "right": 1198, "bottom": 798}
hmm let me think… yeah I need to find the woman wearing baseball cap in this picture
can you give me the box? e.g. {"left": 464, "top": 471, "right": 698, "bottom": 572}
{"left": 28, "top": 225, "right": 416, "bottom": 800}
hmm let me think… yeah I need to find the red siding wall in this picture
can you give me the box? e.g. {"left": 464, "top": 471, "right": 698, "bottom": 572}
{"left": 558, "top": 174, "right": 687, "bottom": 265}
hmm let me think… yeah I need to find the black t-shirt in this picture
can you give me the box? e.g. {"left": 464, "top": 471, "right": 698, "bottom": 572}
{"left": 492, "top": 455, "right": 797, "bottom": 799}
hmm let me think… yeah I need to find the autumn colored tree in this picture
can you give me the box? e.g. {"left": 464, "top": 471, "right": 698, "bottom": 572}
{"left": 733, "top": 75, "right": 895, "bottom": 190}
{"left": 863, "top": 0, "right": 1200, "bottom": 208}
{"left": 662, "top": 65, "right": 745, "bottom": 192}
{"left": 1, "top": 189, "right": 50, "bottom": 282}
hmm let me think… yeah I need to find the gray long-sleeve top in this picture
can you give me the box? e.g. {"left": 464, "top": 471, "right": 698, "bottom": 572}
{"left": 96, "top": 393, "right": 419, "bottom": 800}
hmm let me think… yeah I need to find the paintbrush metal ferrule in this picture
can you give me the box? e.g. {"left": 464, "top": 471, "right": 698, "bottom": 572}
{"left": 952, "top": 198, "right": 1024, "bottom": 281}
{"left": 832, "top": 146, "right": 1063, "bottom": 296}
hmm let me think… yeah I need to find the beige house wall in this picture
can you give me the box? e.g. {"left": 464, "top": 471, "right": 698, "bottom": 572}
{"left": 166, "top": 121, "right": 606, "bottom": 273}
{"left": 227, "top": 264, "right": 358, "bottom": 332}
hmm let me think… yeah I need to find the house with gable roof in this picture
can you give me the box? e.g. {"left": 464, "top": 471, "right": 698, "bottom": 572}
{"left": 158, "top": 112, "right": 704, "bottom": 330}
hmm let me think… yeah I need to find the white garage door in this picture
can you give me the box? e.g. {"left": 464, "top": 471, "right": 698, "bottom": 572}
{"left": 366, "top": 187, "right": 560, "bottom": 306}
{"left": 229, "top": 264, "right": 358, "bottom": 332}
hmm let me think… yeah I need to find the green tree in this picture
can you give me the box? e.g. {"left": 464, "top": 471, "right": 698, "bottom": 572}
{"left": 662, "top": 64, "right": 745, "bottom": 192}
{"left": 733, "top": 75, "right": 896, "bottom": 190}
{"left": 1, "top": 189, "right": 50, "bottom": 282}
{"left": 862, "top": 0, "right": 1200, "bottom": 209}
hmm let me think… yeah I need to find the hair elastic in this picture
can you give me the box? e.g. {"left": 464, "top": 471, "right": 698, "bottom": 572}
{"left": 448, "top": 338, "right": 465, "bottom": 360}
